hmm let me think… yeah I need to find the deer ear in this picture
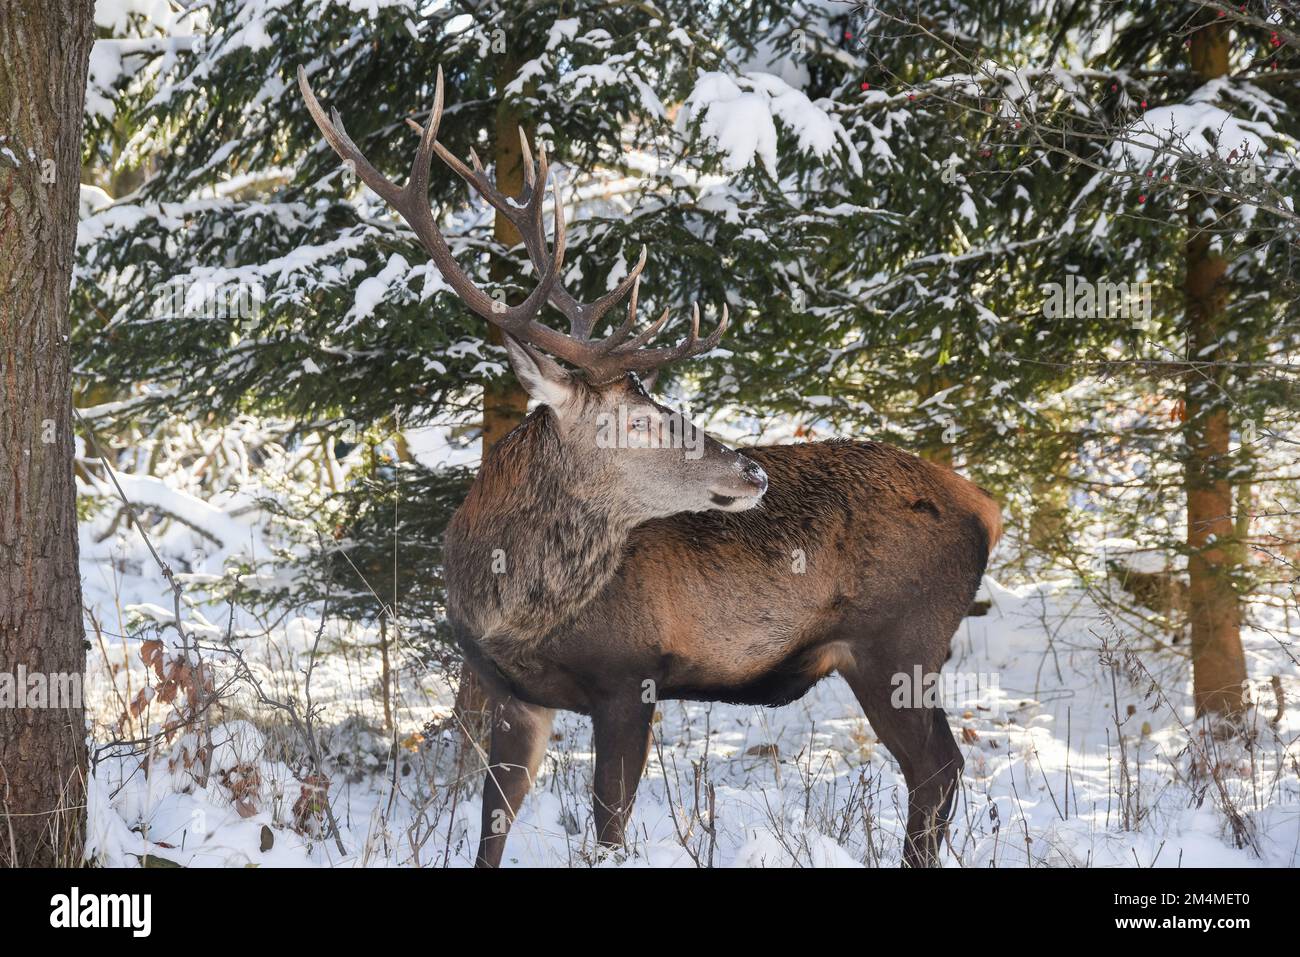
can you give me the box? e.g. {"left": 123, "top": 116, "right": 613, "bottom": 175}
{"left": 504, "top": 336, "right": 577, "bottom": 411}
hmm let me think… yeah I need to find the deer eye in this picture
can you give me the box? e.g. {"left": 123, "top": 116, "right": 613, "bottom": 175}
{"left": 630, "top": 415, "right": 651, "bottom": 432}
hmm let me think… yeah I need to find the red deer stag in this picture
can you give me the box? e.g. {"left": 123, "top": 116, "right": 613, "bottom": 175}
{"left": 299, "top": 65, "right": 1001, "bottom": 867}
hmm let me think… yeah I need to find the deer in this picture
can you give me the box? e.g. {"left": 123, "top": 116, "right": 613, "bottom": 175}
{"left": 298, "top": 64, "right": 1002, "bottom": 868}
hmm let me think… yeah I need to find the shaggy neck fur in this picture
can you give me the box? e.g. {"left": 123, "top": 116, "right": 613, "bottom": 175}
{"left": 444, "top": 407, "right": 639, "bottom": 644}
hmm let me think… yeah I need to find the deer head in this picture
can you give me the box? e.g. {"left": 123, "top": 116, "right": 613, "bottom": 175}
{"left": 298, "top": 65, "right": 768, "bottom": 518}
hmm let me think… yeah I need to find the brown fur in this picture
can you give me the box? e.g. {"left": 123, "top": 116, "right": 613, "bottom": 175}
{"left": 449, "top": 390, "right": 1000, "bottom": 868}
{"left": 296, "top": 71, "right": 998, "bottom": 867}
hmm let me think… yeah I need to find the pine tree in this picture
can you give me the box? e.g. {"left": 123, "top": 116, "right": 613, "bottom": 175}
{"left": 673, "top": 1, "right": 1297, "bottom": 715}
{"left": 74, "top": 1, "right": 1300, "bottom": 727}
{"left": 73, "top": 2, "right": 799, "bottom": 669}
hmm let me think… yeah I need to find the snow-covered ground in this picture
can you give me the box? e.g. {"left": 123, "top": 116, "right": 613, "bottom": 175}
{"left": 77, "top": 424, "right": 1300, "bottom": 868}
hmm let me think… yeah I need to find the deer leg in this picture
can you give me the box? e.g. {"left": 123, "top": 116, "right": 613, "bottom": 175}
{"left": 590, "top": 699, "right": 654, "bottom": 853}
{"left": 475, "top": 697, "right": 554, "bottom": 868}
{"left": 841, "top": 657, "right": 963, "bottom": 868}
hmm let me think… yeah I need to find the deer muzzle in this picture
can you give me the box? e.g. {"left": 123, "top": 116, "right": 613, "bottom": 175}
{"left": 707, "top": 458, "right": 768, "bottom": 511}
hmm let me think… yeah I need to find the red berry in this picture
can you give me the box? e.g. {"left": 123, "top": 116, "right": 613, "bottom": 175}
{"left": 861, "top": 81, "right": 870, "bottom": 90}
{"left": 1138, "top": 195, "right": 1147, "bottom": 203}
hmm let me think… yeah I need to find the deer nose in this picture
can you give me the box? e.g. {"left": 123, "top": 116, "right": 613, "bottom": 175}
{"left": 741, "top": 460, "right": 768, "bottom": 494}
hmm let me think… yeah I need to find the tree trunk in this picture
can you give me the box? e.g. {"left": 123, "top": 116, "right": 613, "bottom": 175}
{"left": 1027, "top": 414, "right": 1073, "bottom": 560}
{"left": 483, "top": 55, "right": 531, "bottom": 450}
{"left": 0, "top": 0, "right": 95, "bottom": 865}
{"left": 1183, "top": 16, "right": 1246, "bottom": 717}
{"left": 453, "top": 55, "right": 532, "bottom": 753}
{"left": 917, "top": 369, "right": 954, "bottom": 468}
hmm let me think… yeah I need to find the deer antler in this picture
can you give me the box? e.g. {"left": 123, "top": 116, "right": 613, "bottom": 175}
{"left": 297, "top": 64, "right": 728, "bottom": 382}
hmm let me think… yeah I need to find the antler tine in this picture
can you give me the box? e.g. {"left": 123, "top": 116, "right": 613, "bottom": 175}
{"left": 298, "top": 64, "right": 566, "bottom": 339}
{"left": 500, "top": 171, "right": 568, "bottom": 333}
{"left": 594, "top": 271, "right": 642, "bottom": 354}
{"left": 432, "top": 144, "right": 493, "bottom": 202}
{"left": 570, "top": 245, "right": 648, "bottom": 341}
{"left": 299, "top": 60, "right": 730, "bottom": 380}
{"left": 433, "top": 140, "right": 546, "bottom": 242}
{"left": 406, "top": 64, "right": 445, "bottom": 199}
{"left": 605, "top": 302, "right": 730, "bottom": 374}
{"left": 707, "top": 303, "right": 730, "bottom": 347}
{"left": 653, "top": 302, "right": 704, "bottom": 358}
{"left": 691, "top": 302, "right": 730, "bottom": 354}
{"left": 607, "top": 302, "right": 671, "bottom": 356}
{"left": 514, "top": 174, "right": 568, "bottom": 325}
{"left": 431, "top": 135, "right": 640, "bottom": 342}
{"left": 299, "top": 77, "right": 399, "bottom": 206}
{"left": 518, "top": 126, "right": 534, "bottom": 189}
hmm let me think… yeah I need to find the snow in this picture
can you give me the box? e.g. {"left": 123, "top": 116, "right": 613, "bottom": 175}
{"left": 1122, "top": 104, "right": 1270, "bottom": 166}
{"left": 958, "top": 193, "right": 979, "bottom": 228}
{"left": 547, "top": 18, "right": 579, "bottom": 51}
{"left": 84, "top": 472, "right": 251, "bottom": 550}
{"left": 80, "top": 570, "right": 1300, "bottom": 867}
{"left": 75, "top": 423, "right": 1300, "bottom": 869}
{"left": 86, "top": 41, "right": 127, "bottom": 120}
{"left": 342, "top": 252, "right": 411, "bottom": 331}
{"left": 80, "top": 184, "right": 114, "bottom": 219}
{"left": 70, "top": 0, "right": 1300, "bottom": 872}
{"left": 88, "top": 1, "right": 197, "bottom": 121}
{"left": 87, "top": 39, "right": 170, "bottom": 121}
{"left": 667, "top": 27, "right": 693, "bottom": 49}
{"left": 682, "top": 71, "right": 862, "bottom": 178}
{"left": 94, "top": 0, "right": 178, "bottom": 33}
{"left": 1112, "top": 81, "right": 1283, "bottom": 173}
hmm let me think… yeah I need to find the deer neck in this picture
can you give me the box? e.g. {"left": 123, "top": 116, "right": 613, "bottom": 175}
{"left": 446, "top": 409, "right": 638, "bottom": 644}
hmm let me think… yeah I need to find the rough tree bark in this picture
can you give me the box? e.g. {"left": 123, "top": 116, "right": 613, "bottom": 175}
{"left": 917, "top": 369, "right": 955, "bottom": 468}
{"left": 1183, "top": 16, "right": 1247, "bottom": 717}
{"left": 453, "top": 54, "right": 532, "bottom": 754}
{"left": 0, "top": 0, "right": 96, "bottom": 865}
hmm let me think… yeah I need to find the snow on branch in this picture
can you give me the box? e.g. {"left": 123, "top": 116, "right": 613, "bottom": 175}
{"left": 681, "top": 71, "right": 863, "bottom": 178}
